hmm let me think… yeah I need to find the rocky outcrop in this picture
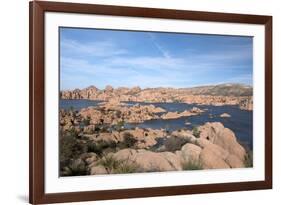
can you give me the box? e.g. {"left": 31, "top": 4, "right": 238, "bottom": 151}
{"left": 90, "top": 165, "right": 108, "bottom": 175}
{"left": 199, "top": 146, "right": 230, "bottom": 169}
{"left": 60, "top": 104, "right": 249, "bottom": 176}
{"left": 129, "top": 86, "right": 141, "bottom": 94}
{"left": 60, "top": 84, "right": 253, "bottom": 110}
{"left": 122, "top": 128, "right": 166, "bottom": 149}
{"left": 169, "top": 123, "right": 247, "bottom": 169}
{"left": 185, "top": 83, "right": 252, "bottom": 96}
{"left": 59, "top": 109, "right": 83, "bottom": 132}
{"left": 98, "top": 98, "right": 123, "bottom": 109}
{"left": 86, "top": 121, "right": 248, "bottom": 174}
{"left": 198, "top": 122, "right": 246, "bottom": 162}
{"left": 220, "top": 113, "right": 231, "bottom": 118}
{"left": 83, "top": 127, "right": 166, "bottom": 149}
{"left": 171, "top": 130, "right": 197, "bottom": 143}
{"left": 161, "top": 111, "right": 191, "bottom": 119}
{"left": 239, "top": 97, "right": 253, "bottom": 111}
{"left": 181, "top": 95, "right": 253, "bottom": 110}
{"left": 178, "top": 143, "right": 202, "bottom": 163}
{"left": 113, "top": 149, "right": 182, "bottom": 172}
{"left": 201, "top": 123, "right": 245, "bottom": 158}
{"left": 105, "top": 85, "right": 114, "bottom": 93}
{"left": 79, "top": 103, "right": 166, "bottom": 125}
{"left": 225, "top": 154, "right": 245, "bottom": 168}
{"left": 161, "top": 107, "right": 204, "bottom": 119}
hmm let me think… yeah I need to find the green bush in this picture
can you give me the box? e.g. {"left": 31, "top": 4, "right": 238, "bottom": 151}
{"left": 60, "top": 134, "right": 76, "bottom": 162}
{"left": 164, "top": 136, "right": 189, "bottom": 152}
{"left": 113, "top": 162, "right": 139, "bottom": 174}
{"left": 98, "top": 155, "right": 139, "bottom": 174}
{"left": 182, "top": 159, "right": 203, "bottom": 170}
{"left": 115, "top": 110, "right": 122, "bottom": 118}
{"left": 60, "top": 130, "right": 84, "bottom": 162}
{"left": 59, "top": 129, "right": 89, "bottom": 176}
{"left": 244, "top": 151, "right": 253, "bottom": 168}
{"left": 120, "top": 132, "right": 137, "bottom": 148}
{"left": 69, "top": 159, "right": 88, "bottom": 176}
{"left": 115, "top": 121, "right": 125, "bottom": 131}
{"left": 68, "top": 127, "right": 78, "bottom": 137}
{"left": 192, "top": 126, "right": 201, "bottom": 138}
{"left": 61, "top": 159, "right": 88, "bottom": 176}
{"left": 82, "top": 116, "right": 91, "bottom": 126}
{"left": 97, "top": 155, "right": 119, "bottom": 173}
{"left": 87, "top": 142, "right": 103, "bottom": 155}
{"left": 87, "top": 140, "right": 117, "bottom": 156}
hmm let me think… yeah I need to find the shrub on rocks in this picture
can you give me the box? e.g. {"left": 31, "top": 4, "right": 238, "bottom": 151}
{"left": 164, "top": 136, "right": 190, "bottom": 152}
{"left": 182, "top": 158, "right": 203, "bottom": 170}
{"left": 192, "top": 126, "right": 201, "bottom": 138}
{"left": 97, "top": 155, "right": 139, "bottom": 174}
{"left": 119, "top": 132, "right": 138, "bottom": 148}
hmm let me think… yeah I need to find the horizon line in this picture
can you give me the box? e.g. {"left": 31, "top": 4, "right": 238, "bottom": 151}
{"left": 60, "top": 82, "right": 253, "bottom": 91}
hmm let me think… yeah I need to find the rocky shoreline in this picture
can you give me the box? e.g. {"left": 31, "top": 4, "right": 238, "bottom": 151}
{"left": 61, "top": 99, "right": 205, "bottom": 127}
{"left": 59, "top": 100, "right": 252, "bottom": 176}
{"left": 60, "top": 84, "right": 253, "bottom": 110}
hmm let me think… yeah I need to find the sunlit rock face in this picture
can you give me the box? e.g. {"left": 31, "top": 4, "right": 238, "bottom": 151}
{"left": 60, "top": 84, "right": 253, "bottom": 110}
{"left": 59, "top": 84, "right": 252, "bottom": 176}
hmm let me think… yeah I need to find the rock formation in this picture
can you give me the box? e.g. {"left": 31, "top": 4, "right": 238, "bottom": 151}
{"left": 220, "top": 113, "right": 231, "bottom": 117}
{"left": 60, "top": 84, "right": 253, "bottom": 110}
{"left": 79, "top": 103, "right": 166, "bottom": 125}
{"left": 59, "top": 97, "right": 250, "bottom": 176}
{"left": 73, "top": 122, "right": 248, "bottom": 175}
{"left": 161, "top": 107, "right": 204, "bottom": 119}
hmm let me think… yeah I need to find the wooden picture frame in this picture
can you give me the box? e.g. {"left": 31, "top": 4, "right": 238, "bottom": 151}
{"left": 29, "top": 1, "right": 272, "bottom": 204}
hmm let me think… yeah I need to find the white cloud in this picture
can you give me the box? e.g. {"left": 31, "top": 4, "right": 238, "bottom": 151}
{"left": 61, "top": 57, "right": 139, "bottom": 76}
{"left": 109, "top": 56, "right": 186, "bottom": 70}
{"left": 61, "top": 39, "right": 127, "bottom": 57}
{"left": 60, "top": 36, "right": 253, "bottom": 89}
{"left": 148, "top": 33, "right": 171, "bottom": 59}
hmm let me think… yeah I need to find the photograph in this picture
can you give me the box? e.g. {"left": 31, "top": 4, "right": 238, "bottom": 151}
{"left": 59, "top": 27, "right": 253, "bottom": 177}
{"left": 28, "top": 1, "right": 273, "bottom": 203}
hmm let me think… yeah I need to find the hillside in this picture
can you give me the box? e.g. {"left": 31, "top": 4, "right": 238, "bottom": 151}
{"left": 182, "top": 83, "right": 252, "bottom": 96}
{"left": 60, "top": 83, "right": 253, "bottom": 110}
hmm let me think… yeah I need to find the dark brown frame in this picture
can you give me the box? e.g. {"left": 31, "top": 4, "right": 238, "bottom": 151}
{"left": 29, "top": 1, "right": 272, "bottom": 204}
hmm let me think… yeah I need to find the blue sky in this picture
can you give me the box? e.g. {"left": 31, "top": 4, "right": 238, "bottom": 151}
{"left": 60, "top": 27, "right": 253, "bottom": 90}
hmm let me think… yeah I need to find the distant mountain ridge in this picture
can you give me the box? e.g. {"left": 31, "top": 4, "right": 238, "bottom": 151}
{"left": 61, "top": 83, "right": 253, "bottom": 110}
{"left": 63, "top": 83, "right": 252, "bottom": 97}
{"left": 181, "top": 83, "right": 252, "bottom": 96}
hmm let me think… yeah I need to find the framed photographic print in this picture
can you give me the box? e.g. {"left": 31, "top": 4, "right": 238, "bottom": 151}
{"left": 29, "top": 1, "right": 272, "bottom": 204}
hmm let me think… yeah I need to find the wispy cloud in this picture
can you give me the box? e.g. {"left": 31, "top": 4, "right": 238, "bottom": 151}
{"left": 61, "top": 39, "right": 128, "bottom": 57}
{"left": 148, "top": 33, "right": 171, "bottom": 59}
{"left": 109, "top": 56, "right": 185, "bottom": 70}
{"left": 61, "top": 57, "right": 139, "bottom": 76}
{"left": 60, "top": 28, "right": 253, "bottom": 90}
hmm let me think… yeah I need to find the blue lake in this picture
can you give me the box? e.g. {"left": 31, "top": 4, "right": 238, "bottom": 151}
{"left": 60, "top": 99, "right": 104, "bottom": 110}
{"left": 60, "top": 99, "right": 253, "bottom": 150}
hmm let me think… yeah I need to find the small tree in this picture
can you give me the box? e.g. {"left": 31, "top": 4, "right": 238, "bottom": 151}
{"left": 115, "top": 121, "right": 125, "bottom": 131}
{"left": 82, "top": 116, "right": 91, "bottom": 126}
{"left": 244, "top": 151, "right": 253, "bottom": 167}
{"left": 192, "top": 126, "right": 201, "bottom": 138}
{"left": 122, "top": 132, "right": 137, "bottom": 148}
{"left": 182, "top": 159, "right": 203, "bottom": 170}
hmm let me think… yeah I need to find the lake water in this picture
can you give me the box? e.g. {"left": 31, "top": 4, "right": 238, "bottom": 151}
{"left": 60, "top": 99, "right": 104, "bottom": 110}
{"left": 60, "top": 99, "right": 253, "bottom": 150}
